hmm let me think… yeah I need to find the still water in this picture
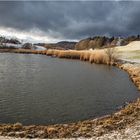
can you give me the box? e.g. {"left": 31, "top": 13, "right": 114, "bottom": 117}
{"left": 0, "top": 53, "right": 139, "bottom": 125}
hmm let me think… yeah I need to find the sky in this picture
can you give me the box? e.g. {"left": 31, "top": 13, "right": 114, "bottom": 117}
{"left": 0, "top": 1, "right": 140, "bottom": 43}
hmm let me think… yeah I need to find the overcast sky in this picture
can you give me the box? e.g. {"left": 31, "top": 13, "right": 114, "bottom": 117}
{"left": 0, "top": 1, "right": 140, "bottom": 43}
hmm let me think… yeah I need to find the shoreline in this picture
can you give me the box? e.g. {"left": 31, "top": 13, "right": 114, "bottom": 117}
{"left": 0, "top": 49, "right": 140, "bottom": 139}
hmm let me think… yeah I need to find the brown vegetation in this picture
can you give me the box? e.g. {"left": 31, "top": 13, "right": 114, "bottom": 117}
{"left": 89, "top": 51, "right": 108, "bottom": 64}
{"left": 9, "top": 48, "right": 118, "bottom": 65}
{"left": 105, "top": 47, "right": 118, "bottom": 64}
{"left": 118, "top": 63, "right": 140, "bottom": 91}
{"left": 13, "top": 49, "right": 47, "bottom": 55}
{"left": 0, "top": 49, "right": 15, "bottom": 53}
{"left": 45, "top": 49, "right": 117, "bottom": 65}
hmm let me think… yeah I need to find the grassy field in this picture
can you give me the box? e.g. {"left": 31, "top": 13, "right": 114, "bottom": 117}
{"left": 116, "top": 41, "right": 140, "bottom": 63}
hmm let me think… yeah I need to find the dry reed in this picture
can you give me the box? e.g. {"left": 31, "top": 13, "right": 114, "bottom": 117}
{"left": 89, "top": 50, "right": 108, "bottom": 64}
{"left": 14, "top": 48, "right": 116, "bottom": 65}
{"left": 14, "top": 48, "right": 110, "bottom": 64}
{"left": 46, "top": 49, "right": 111, "bottom": 64}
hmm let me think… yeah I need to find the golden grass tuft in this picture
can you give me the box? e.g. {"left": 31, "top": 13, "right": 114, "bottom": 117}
{"left": 89, "top": 50, "right": 108, "bottom": 64}
{"left": 13, "top": 123, "right": 23, "bottom": 131}
{"left": 46, "top": 49, "right": 81, "bottom": 59}
{"left": 132, "top": 77, "right": 140, "bottom": 83}
{"left": 46, "top": 49, "right": 55, "bottom": 56}
{"left": 14, "top": 49, "right": 35, "bottom": 54}
{"left": 80, "top": 51, "right": 91, "bottom": 61}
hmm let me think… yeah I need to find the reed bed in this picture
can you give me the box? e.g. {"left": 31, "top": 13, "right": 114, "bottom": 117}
{"left": 13, "top": 48, "right": 115, "bottom": 65}
{"left": 14, "top": 49, "right": 47, "bottom": 55}
{"left": 14, "top": 49, "right": 36, "bottom": 54}
{"left": 89, "top": 50, "right": 109, "bottom": 64}
{"left": 80, "top": 51, "right": 91, "bottom": 61}
{"left": 46, "top": 49, "right": 111, "bottom": 64}
{"left": 58, "top": 50, "right": 81, "bottom": 59}
{"left": 46, "top": 49, "right": 56, "bottom": 56}
{"left": 46, "top": 49, "right": 81, "bottom": 59}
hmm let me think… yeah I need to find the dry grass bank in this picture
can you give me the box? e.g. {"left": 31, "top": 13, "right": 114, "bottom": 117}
{"left": 118, "top": 63, "right": 140, "bottom": 91}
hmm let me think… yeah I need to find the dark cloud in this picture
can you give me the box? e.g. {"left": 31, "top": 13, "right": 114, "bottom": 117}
{"left": 0, "top": 1, "right": 140, "bottom": 40}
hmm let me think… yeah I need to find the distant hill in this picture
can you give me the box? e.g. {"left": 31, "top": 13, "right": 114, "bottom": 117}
{"left": 75, "top": 35, "right": 140, "bottom": 50}
{"left": 56, "top": 41, "right": 76, "bottom": 49}
{"left": 22, "top": 43, "right": 46, "bottom": 50}
{"left": 40, "top": 41, "right": 77, "bottom": 50}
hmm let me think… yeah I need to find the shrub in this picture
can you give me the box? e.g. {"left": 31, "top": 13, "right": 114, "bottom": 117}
{"left": 105, "top": 47, "right": 118, "bottom": 64}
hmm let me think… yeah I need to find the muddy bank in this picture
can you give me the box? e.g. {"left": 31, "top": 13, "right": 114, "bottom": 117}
{"left": 0, "top": 49, "right": 140, "bottom": 139}
{"left": 0, "top": 49, "right": 16, "bottom": 53}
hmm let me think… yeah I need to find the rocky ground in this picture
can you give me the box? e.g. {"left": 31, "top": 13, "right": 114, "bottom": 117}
{"left": 0, "top": 120, "right": 140, "bottom": 140}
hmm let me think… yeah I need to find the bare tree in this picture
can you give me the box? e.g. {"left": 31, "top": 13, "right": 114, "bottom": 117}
{"left": 0, "top": 37, "right": 3, "bottom": 47}
{"left": 0, "top": 37, "right": 6, "bottom": 48}
{"left": 105, "top": 47, "right": 118, "bottom": 64}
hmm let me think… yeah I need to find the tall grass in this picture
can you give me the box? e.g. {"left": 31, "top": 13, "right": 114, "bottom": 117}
{"left": 89, "top": 50, "right": 108, "bottom": 64}
{"left": 46, "top": 49, "right": 114, "bottom": 64}
{"left": 80, "top": 51, "right": 91, "bottom": 61}
{"left": 14, "top": 48, "right": 116, "bottom": 65}
{"left": 58, "top": 50, "right": 81, "bottom": 59}
{"left": 13, "top": 49, "right": 47, "bottom": 55}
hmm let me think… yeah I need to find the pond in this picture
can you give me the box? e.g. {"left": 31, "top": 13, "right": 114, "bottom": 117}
{"left": 0, "top": 53, "right": 139, "bottom": 125}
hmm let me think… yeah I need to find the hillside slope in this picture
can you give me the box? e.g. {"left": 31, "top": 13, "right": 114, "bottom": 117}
{"left": 44, "top": 41, "right": 76, "bottom": 50}
{"left": 75, "top": 37, "right": 117, "bottom": 50}
{"left": 75, "top": 36, "right": 140, "bottom": 50}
